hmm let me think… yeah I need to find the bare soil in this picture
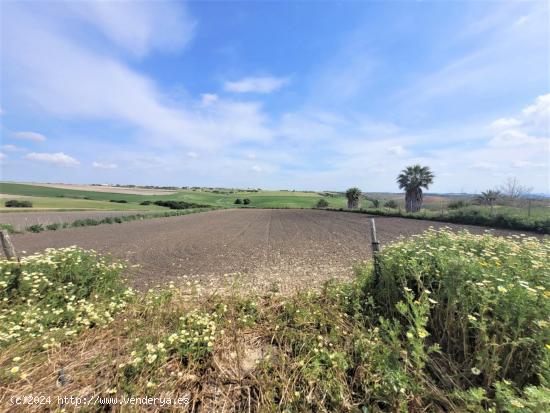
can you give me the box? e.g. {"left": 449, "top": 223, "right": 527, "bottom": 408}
{"left": 4, "top": 209, "right": 539, "bottom": 294}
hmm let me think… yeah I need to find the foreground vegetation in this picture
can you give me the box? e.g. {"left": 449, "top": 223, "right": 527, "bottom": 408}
{"left": 1, "top": 229, "right": 548, "bottom": 411}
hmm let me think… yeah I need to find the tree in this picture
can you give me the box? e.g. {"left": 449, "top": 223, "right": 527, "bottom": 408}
{"left": 243, "top": 198, "right": 251, "bottom": 205}
{"left": 477, "top": 190, "right": 500, "bottom": 215}
{"left": 397, "top": 165, "right": 434, "bottom": 212}
{"left": 384, "top": 199, "right": 398, "bottom": 209}
{"left": 499, "top": 177, "right": 533, "bottom": 207}
{"left": 234, "top": 198, "right": 243, "bottom": 205}
{"left": 345, "top": 187, "right": 362, "bottom": 209}
{"left": 371, "top": 199, "right": 380, "bottom": 208}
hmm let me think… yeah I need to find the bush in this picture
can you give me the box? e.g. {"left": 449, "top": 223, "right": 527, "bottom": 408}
{"left": 139, "top": 201, "right": 152, "bottom": 205}
{"left": 243, "top": 198, "right": 251, "bottom": 205}
{"left": 0, "top": 247, "right": 131, "bottom": 349}
{"left": 234, "top": 198, "right": 243, "bottom": 205}
{"left": 370, "top": 229, "right": 550, "bottom": 390}
{"left": 0, "top": 223, "right": 15, "bottom": 233}
{"left": 384, "top": 199, "right": 398, "bottom": 208}
{"left": 316, "top": 198, "right": 329, "bottom": 208}
{"left": 45, "top": 223, "right": 61, "bottom": 231}
{"left": 5, "top": 200, "right": 33, "bottom": 208}
{"left": 109, "top": 200, "right": 128, "bottom": 203}
{"left": 27, "top": 224, "right": 44, "bottom": 233}
{"left": 447, "top": 199, "right": 470, "bottom": 210}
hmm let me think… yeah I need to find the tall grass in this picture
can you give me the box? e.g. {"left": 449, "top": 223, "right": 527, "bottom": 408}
{"left": 1, "top": 229, "right": 548, "bottom": 411}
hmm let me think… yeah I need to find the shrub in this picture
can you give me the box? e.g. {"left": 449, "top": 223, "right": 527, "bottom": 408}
{"left": 384, "top": 199, "right": 398, "bottom": 208}
{"left": 5, "top": 200, "right": 33, "bottom": 208}
{"left": 0, "top": 223, "right": 15, "bottom": 233}
{"left": 370, "top": 229, "right": 550, "bottom": 390}
{"left": 27, "top": 224, "right": 44, "bottom": 233}
{"left": 109, "top": 200, "right": 128, "bottom": 203}
{"left": 243, "top": 198, "right": 251, "bottom": 205}
{"left": 45, "top": 223, "right": 61, "bottom": 231}
{"left": 0, "top": 247, "right": 131, "bottom": 349}
{"left": 316, "top": 198, "right": 329, "bottom": 208}
{"left": 139, "top": 201, "right": 152, "bottom": 205}
{"left": 371, "top": 199, "right": 380, "bottom": 208}
{"left": 447, "top": 199, "right": 469, "bottom": 210}
{"left": 234, "top": 198, "right": 243, "bottom": 205}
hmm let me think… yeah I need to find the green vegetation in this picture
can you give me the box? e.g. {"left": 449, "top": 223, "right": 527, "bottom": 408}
{"left": 5, "top": 200, "right": 32, "bottom": 208}
{"left": 0, "top": 246, "right": 132, "bottom": 350}
{"left": 152, "top": 200, "right": 209, "bottom": 209}
{"left": 384, "top": 199, "right": 398, "bottom": 209}
{"left": 20, "top": 208, "right": 216, "bottom": 234}
{"left": 0, "top": 223, "right": 15, "bottom": 234}
{"left": 316, "top": 198, "right": 329, "bottom": 208}
{"left": 2, "top": 230, "right": 548, "bottom": 411}
{"left": 109, "top": 199, "right": 128, "bottom": 203}
{"left": 0, "top": 183, "right": 347, "bottom": 209}
{"left": 331, "top": 206, "right": 550, "bottom": 234}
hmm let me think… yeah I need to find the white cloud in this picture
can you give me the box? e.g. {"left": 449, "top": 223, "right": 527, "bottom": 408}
{"left": 490, "top": 117, "right": 521, "bottom": 130}
{"left": 251, "top": 165, "right": 262, "bottom": 172}
{"left": 13, "top": 131, "right": 46, "bottom": 142}
{"left": 68, "top": 1, "right": 196, "bottom": 57}
{"left": 469, "top": 162, "right": 499, "bottom": 171}
{"left": 512, "top": 160, "right": 546, "bottom": 168}
{"left": 387, "top": 145, "right": 406, "bottom": 156}
{"left": 25, "top": 152, "right": 79, "bottom": 166}
{"left": 1, "top": 144, "right": 27, "bottom": 152}
{"left": 224, "top": 76, "right": 289, "bottom": 94}
{"left": 186, "top": 151, "right": 198, "bottom": 158}
{"left": 92, "top": 161, "right": 118, "bottom": 169}
{"left": 488, "top": 93, "right": 549, "bottom": 147}
{"left": 200, "top": 93, "right": 218, "bottom": 107}
{"left": 0, "top": 152, "right": 5, "bottom": 161}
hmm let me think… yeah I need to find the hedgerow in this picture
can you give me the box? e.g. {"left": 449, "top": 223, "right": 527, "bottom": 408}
{"left": 329, "top": 207, "right": 550, "bottom": 234}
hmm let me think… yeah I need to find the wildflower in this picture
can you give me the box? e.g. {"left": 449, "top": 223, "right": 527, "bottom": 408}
{"left": 10, "top": 366, "right": 19, "bottom": 374}
{"left": 471, "top": 367, "right": 481, "bottom": 375}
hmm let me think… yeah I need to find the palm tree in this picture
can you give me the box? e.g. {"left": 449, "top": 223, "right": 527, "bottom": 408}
{"left": 476, "top": 190, "right": 500, "bottom": 215}
{"left": 345, "top": 187, "right": 362, "bottom": 209}
{"left": 397, "top": 165, "right": 434, "bottom": 212}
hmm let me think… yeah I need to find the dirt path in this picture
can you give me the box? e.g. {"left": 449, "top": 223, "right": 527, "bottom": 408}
{"left": 4, "top": 209, "right": 539, "bottom": 294}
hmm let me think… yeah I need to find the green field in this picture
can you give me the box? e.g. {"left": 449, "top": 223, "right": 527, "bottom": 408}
{"left": 0, "top": 183, "right": 347, "bottom": 210}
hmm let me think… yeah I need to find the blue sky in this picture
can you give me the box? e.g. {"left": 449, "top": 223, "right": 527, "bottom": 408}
{"left": 1, "top": 0, "right": 548, "bottom": 193}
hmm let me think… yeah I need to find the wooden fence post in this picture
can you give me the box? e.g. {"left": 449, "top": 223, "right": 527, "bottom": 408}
{"left": 0, "top": 230, "right": 17, "bottom": 260}
{"left": 370, "top": 218, "right": 381, "bottom": 281}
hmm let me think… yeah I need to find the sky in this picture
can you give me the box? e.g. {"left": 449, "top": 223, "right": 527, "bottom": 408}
{"left": 0, "top": 0, "right": 549, "bottom": 193}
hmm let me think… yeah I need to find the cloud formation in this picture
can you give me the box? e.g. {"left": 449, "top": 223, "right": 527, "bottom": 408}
{"left": 92, "top": 161, "right": 118, "bottom": 169}
{"left": 13, "top": 132, "right": 46, "bottom": 142}
{"left": 25, "top": 152, "right": 79, "bottom": 166}
{"left": 224, "top": 76, "right": 289, "bottom": 94}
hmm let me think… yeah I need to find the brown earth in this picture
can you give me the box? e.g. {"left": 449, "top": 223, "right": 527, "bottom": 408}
{"left": 3, "top": 209, "right": 539, "bottom": 295}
